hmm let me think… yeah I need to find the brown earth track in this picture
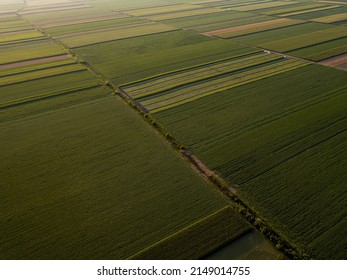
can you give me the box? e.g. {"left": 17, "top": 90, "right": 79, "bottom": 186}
{"left": 0, "top": 54, "right": 71, "bottom": 70}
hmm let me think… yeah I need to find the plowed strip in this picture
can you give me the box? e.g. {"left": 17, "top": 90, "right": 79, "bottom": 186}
{"left": 321, "top": 53, "right": 347, "bottom": 66}
{"left": 0, "top": 54, "right": 71, "bottom": 70}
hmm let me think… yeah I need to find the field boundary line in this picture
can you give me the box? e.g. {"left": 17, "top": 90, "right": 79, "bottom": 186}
{"left": 126, "top": 206, "right": 230, "bottom": 260}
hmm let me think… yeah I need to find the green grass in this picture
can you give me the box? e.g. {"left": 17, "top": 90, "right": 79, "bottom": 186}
{"left": 153, "top": 64, "right": 347, "bottom": 259}
{"left": 0, "top": 91, "right": 233, "bottom": 259}
{"left": 75, "top": 30, "right": 256, "bottom": 85}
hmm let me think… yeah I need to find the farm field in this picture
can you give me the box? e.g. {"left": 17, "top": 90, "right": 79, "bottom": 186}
{"left": 152, "top": 64, "right": 347, "bottom": 259}
{"left": 74, "top": 30, "right": 257, "bottom": 85}
{"left": 1, "top": 0, "right": 346, "bottom": 261}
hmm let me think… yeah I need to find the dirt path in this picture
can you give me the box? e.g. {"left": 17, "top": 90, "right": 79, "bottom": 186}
{"left": 0, "top": 54, "right": 71, "bottom": 70}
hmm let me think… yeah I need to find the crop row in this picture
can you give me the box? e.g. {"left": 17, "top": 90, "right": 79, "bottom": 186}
{"left": 123, "top": 52, "right": 279, "bottom": 98}
{"left": 153, "top": 64, "right": 347, "bottom": 259}
{"left": 140, "top": 59, "right": 307, "bottom": 112}
{"left": 60, "top": 23, "right": 178, "bottom": 48}
{"left": 0, "top": 64, "right": 86, "bottom": 86}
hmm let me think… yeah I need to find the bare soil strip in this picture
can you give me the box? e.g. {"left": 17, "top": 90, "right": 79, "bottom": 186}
{"left": 320, "top": 53, "right": 347, "bottom": 67}
{"left": 0, "top": 54, "right": 70, "bottom": 70}
{"left": 203, "top": 18, "right": 292, "bottom": 36}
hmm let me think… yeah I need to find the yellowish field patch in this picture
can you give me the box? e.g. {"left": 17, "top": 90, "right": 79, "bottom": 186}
{"left": 145, "top": 8, "right": 224, "bottom": 21}
{"left": 280, "top": 5, "right": 340, "bottom": 16}
{"left": 125, "top": 4, "right": 202, "bottom": 17}
{"left": 203, "top": 18, "right": 302, "bottom": 37}
{"left": 313, "top": 12, "right": 347, "bottom": 22}
{"left": 229, "top": 1, "right": 296, "bottom": 12}
{"left": 59, "top": 23, "right": 178, "bottom": 48}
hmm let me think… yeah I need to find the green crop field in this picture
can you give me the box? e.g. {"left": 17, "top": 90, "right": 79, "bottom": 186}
{"left": 59, "top": 23, "right": 178, "bottom": 48}
{"left": 1, "top": 91, "right": 249, "bottom": 259}
{"left": 0, "top": 39, "right": 66, "bottom": 65}
{"left": 0, "top": 0, "right": 346, "bottom": 261}
{"left": 123, "top": 56, "right": 308, "bottom": 112}
{"left": 153, "top": 64, "right": 347, "bottom": 259}
{"left": 75, "top": 30, "right": 256, "bottom": 85}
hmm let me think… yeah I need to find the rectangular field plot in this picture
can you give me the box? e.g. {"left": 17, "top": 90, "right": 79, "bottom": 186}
{"left": 160, "top": 10, "right": 255, "bottom": 28}
{"left": 0, "top": 70, "right": 99, "bottom": 109}
{"left": 44, "top": 17, "right": 150, "bottom": 37}
{"left": 312, "top": 12, "right": 347, "bottom": 22}
{"left": 259, "top": 25, "right": 347, "bottom": 52}
{"left": 140, "top": 8, "right": 224, "bottom": 21}
{"left": 0, "top": 30, "right": 44, "bottom": 44}
{"left": 203, "top": 18, "right": 304, "bottom": 38}
{"left": 75, "top": 30, "right": 256, "bottom": 85}
{"left": 0, "top": 39, "right": 66, "bottom": 65}
{"left": 228, "top": 1, "right": 297, "bottom": 12}
{"left": 153, "top": 64, "right": 347, "bottom": 259}
{"left": 288, "top": 36, "right": 347, "bottom": 61}
{"left": 0, "top": 91, "right": 249, "bottom": 259}
{"left": 24, "top": 11, "right": 128, "bottom": 28}
{"left": 58, "top": 23, "right": 178, "bottom": 48}
{"left": 126, "top": 57, "right": 308, "bottom": 113}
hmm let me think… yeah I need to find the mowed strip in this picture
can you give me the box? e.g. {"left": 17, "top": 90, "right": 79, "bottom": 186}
{"left": 123, "top": 52, "right": 279, "bottom": 98}
{"left": 0, "top": 30, "right": 44, "bottom": 43}
{"left": 312, "top": 12, "right": 347, "bottom": 23}
{"left": 137, "top": 59, "right": 308, "bottom": 113}
{"left": 203, "top": 18, "right": 303, "bottom": 38}
{"left": 59, "top": 23, "right": 178, "bottom": 48}
{"left": 0, "top": 39, "right": 66, "bottom": 65}
{"left": 320, "top": 53, "right": 347, "bottom": 67}
{"left": 0, "top": 54, "right": 71, "bottom": 71}
{"left": 229, "top": 1, "right": 296, "bottom": 12}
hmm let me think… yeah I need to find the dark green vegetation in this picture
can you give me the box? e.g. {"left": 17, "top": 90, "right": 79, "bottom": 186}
{"left": 1, "top": 0, "right": 346, "bottom": 260}
{"left": 75, "top": 30, "right": 255, "bottom": 85}
{"left": 154, "top": 64, "right": 347, "bottom": 259}
{"left": 1, "top": 89, "right": 247, "bottom": 259}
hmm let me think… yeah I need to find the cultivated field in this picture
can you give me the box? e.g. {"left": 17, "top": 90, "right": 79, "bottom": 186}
{"left": 1, "top": 0, "right": 346, "bottom": 260}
